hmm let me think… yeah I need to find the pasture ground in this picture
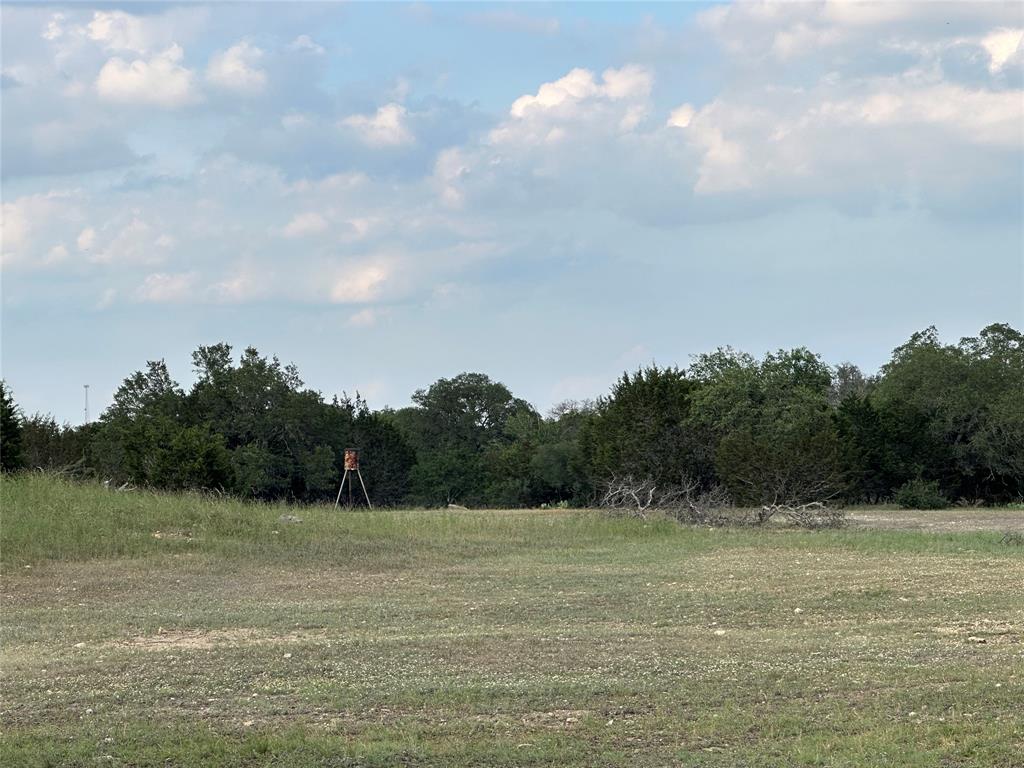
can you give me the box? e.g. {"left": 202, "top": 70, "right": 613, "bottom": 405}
{"left": 2, "top": 475, "right": 1022, "bottom": 767}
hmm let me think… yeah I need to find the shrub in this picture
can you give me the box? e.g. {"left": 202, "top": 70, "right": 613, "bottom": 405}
{"left": 894, "top": 479, "right": 949, "bottom": 509}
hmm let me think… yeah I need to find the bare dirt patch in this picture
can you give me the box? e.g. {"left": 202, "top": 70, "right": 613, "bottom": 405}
{"left": 847, "top": 508, "right": 1024, "bottom": 532}
{"left": 119, "top": 628, "right": 327, "bottom": 651}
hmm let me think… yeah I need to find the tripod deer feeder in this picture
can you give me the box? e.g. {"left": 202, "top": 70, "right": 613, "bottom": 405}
{"left": 335, "top": 448, "right": 372, "bottom": 509}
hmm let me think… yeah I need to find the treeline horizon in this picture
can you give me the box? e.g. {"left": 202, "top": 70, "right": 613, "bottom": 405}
{"left": 2, "top": 322, "right": 1021, "bottom": 508}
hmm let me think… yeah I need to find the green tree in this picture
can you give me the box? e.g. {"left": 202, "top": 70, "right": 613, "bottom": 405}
{"left": 1, "top": 381, "right": 25, "bottom": 472}
{"left": 187, "top": 345, "right": 341, "bottom": 499}
{"left": 529, "top": 400, "right": 594, "bottom": 504}
{"left": 21, "top": 415, "right": 91, "bottom": 472}
{"left": 155, "top": 425, "right": 233, "bottom": 490}
{"left": 829, "top": 362, "right": 874, "bottom": 406}
{"left": 482, "top": 405, "right": 547, "bottom": 507}
{"left": 90, "top": 361, "right": 186, "bottom": 483}
{"left": 92, "top": 360, "right": 232, "bottom": 490}
{"left": 872, "top": 323, "right": 1024, "bottom": 501}
{"left": 401, "top": 373, "right": 536, "bottom": 506}
{"left": 833, "top": 395, "right": 898, "bottom": 502}
{"left": 187, "top": 345, "right": 415, "bottom": 502}
{"left": 351, "top": 403, "right": 416, "bottom": 506}
{"left": 582, "top": 366, "right": 704, "bottom": 489}
{"left": 690, "top": 348, "right": 844, "bottom": 505}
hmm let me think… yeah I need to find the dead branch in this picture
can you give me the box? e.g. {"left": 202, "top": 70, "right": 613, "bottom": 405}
{"left": 759, "top": 501, "right": 846, "bottom": 529}
{"left": 600, "top": 474, "right": 733, "bottom": 524}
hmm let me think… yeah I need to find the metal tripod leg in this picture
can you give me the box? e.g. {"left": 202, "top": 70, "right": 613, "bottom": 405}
{"left": 334, "top": 469, "right": 349, "bottom": 509}
{"left": 356, "top": 469, "right": 373, "bottom": 509}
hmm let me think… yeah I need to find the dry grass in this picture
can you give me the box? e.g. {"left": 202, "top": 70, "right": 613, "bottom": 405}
{"left": 2, "top": 474, "right": 1022, "bottom": 766}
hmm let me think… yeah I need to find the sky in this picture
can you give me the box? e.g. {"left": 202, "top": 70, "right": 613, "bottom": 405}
{"left": 2, "top": 1, "right": 1022, "bottom": 424}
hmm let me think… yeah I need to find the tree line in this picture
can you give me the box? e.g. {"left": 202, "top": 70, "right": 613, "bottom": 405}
{"left": 2, "top": 323, "right": 1021, "bottom": 508}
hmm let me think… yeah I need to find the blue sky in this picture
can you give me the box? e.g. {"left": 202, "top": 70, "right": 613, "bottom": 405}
{"left": 2, "top": 1, "right": 1022, "bottom": 423}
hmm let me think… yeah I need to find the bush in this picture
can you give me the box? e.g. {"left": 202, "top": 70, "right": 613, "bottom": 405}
{"left": 894, "top": 479, "right": 949, "bottom": 509}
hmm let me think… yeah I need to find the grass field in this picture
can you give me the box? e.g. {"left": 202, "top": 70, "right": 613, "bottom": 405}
{"left": 2, "top": 474, "right": 1022, "bottom": 767}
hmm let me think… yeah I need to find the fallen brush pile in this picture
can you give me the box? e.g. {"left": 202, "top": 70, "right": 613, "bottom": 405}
{"left": 599, "top": 475, "right": 846, "bottom": 529}
{"left": 756, "top": 501, "right": 847, "bottom": 530}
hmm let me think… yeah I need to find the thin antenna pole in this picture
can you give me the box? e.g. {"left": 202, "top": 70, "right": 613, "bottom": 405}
{"left": 83, "top": 384, "right": 90, "bottom": 425}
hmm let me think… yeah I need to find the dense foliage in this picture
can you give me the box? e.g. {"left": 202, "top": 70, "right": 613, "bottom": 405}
{"left": 7, "top": 323, "right": 1022, "bottom": 506}
{"left": 1, "top": 381, "right": 25, "bottom": 472}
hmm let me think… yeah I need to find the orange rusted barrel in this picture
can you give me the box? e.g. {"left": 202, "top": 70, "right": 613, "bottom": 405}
{"left": 344, "top": 449, "right": 359, "bottom": 471}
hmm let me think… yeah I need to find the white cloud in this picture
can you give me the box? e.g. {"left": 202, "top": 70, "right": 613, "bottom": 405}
{"left": 77, "top": 227, "right": 97, "bottom": 252}
{"left": 96, "top": 45, "right": 197, "bottom": 108}
{"left": 93, "top": 219, "right": 175, "bottom": 264}
{"left": 42, "top": 13, "right": 65, "bottom": 41}
{"left": 288, "top": 35, "right": 325, "bottom": 55}
{"left": 207, "top": 41, "right": 266, "bottom": 93}
{"left": 83, "top": 8, "right": 207, "bottom": 54}
{"left": 849, "top": 82, "right": 1022, "bottom": 146}
{"left": 509, "top": 65, "right": 651, "bottom": 119}
{"left": 685, "top": 106, "right": 750, "bottom": 194}
{"left": 1, "top": 202, "right": 32, "bottom": 261}
{"left": 44, "top": 243, "right": 69, "bottom": 265}
{"left": 211, "top": 265, "right": 268, "bottom": 303}
{"left": 602, "top": 65, "right": 653, "bottom": 101}
{"left": 346, "top": 307, "right": 386, "bottom": 328}
{"left": 342, "top": 103, "right": 415, "bottom": 147}
{"left": 329, "top": 262, "right": 390, "bottom": 303}
{"left": 681, "top": 77, "right": 1023, "bottom": 196}
{"left": 1, "top": 192, "right": 77, "bottom": 268}
{"left": 981, "top": 28, "right": 1024, "bottom": 73}
{"left": 488, "top": 64, "right": 654, "bottom": 150}
{"left": 8, "top": 7, "right": 1022, "bottom": 327}
{"left": 346, "top": 218, "right": 373, "bottom": 240}
{"left": 434, "top": 64, "right": 670, "bottom": 213}
{"left": 667, "top": 103, "right": 696, "bottom": 129}
{"left": 281, "top": 212, "right": 328, "bottom": 238}
{"left": 432, "top": 33, "right": 1021, "bottom": 224}
{"left": 698, "top": 1, "right": 1021, "bottom": 71}
{"left": 510, "top": 68, "right": 598, "bottom": 117}
{"left": 87, "top": 11, "right": 152, "bottom": 53}
{"left": 434, "top": 148, "right": 471, "bottom": 207}
{"left": 135, "top": 272, "right": 198, "bottom": 303}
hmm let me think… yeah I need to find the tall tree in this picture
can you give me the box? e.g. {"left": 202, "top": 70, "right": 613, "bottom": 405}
{"left": 690, "top": 348, "right": 844, "bottom": 505}
{"left": 873, "top": 324, "right": 1024, "bottom": 501}
{"left": 582, "top": 366, "right": 704, "bottom": 489}
{"left": 529, "top": 401, "right": 595, "bottom": 504}
{"left": 401, "top": 373, "right": 535, "bottom": 506}
{"left": 0, "top": 381, "right": 25, "bottom": 472}
{"left": 91, "top": 360, "right": 231, "bottom": 489}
